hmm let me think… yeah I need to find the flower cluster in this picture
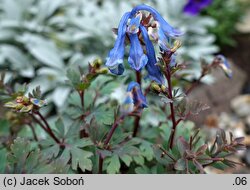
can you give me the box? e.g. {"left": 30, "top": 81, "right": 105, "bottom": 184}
{"left": 5, "top": 96, "right": 47, "bottom": 113}
{"left": 105, "top": 4, "right": 183, "bottom": 85}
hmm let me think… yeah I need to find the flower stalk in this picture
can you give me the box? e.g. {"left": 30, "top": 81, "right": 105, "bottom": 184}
{"left": 164, "top": 62, "right": 178, "bottom": 149}
{"left": 31, "top": 111, "right": 61, "bottom": 144}
{"left": 133, "top": 71, "right": 142, "bottom": 137}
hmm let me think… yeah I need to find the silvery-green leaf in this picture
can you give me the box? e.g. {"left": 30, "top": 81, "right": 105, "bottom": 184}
{"left": 52, "top": 87, "right": 71, "bottom": 107}
{"left": 18, "top": 34, "right": 64, "bottom": 69}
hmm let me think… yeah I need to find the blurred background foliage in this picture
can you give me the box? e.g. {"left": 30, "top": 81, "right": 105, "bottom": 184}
{"left": 204, "top": 0, "right": 250, "bottom": 46}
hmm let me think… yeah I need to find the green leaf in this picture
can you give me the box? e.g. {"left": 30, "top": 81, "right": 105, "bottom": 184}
{"left": 152, "top": 145, "right": 174, "bottom": 165}
{"left": 210, "top": 161, "right": 229, "bottom": 170}
{"left": 135, "top": 165, "right": 150, "bottom": 174}
{"left": 140, "top": 141, "right": 154, "bottom": 161}
{"left": 174, "top": 158, "right": 186, "bottom": 171}
{"left": 8, "top": 137, "right": 31, "bottom": 173}
{"left": 6, "top": 137, "right": 68, "bottom": 174}
{"left": 55, "top": 117, "right": 65, "bottom": 139}
{"left": 74, "top": 139, "right": 93, "bottom": 148}
{"left": 0, "top": 119, "right": 10, "bottom": 137}
{"left": 64, "top": 125, "right": 93, "bottom": 172}
{"left": 106, "top": 155, "right": 120, "bottom": 174}
{"left": 70, "top": 147, "right": 93, "bottom": 172}
{"left": 177, "top": 136, "right": 189, "bottom": 156}
{"left": 100, "top": 80, "right": 120, "bottom": 95}
{"left": 120, "top": 154, "right": 132, "bottom": 167}
{"left": 22, "top": 34, "right": 64, "bottom": 69}
{"left": 41, "top": 144, "right": 60, "bottom": 160}
{"left": 86, "top": 105, "right": 114, "bottom": 126}
{"left": 133, "top": 155, "right": 144, "bottom": 166}
{"left": 1, "top": 45, "right": 29, "bottom": 69}
{"left": 66, "top": 68, "right": 81, "bottom": 89}
{"left": 0, "top": 149, "right": 7, "bottom": 173}
{"left": 65, "top": 121, "right": 82, "bottom": 139}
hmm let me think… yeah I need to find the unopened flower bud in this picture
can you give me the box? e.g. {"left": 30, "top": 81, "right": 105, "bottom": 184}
{"left": 91, "top": 58, "right": 103, "bottom": 69}
{"left": 161, "top": 85, "right": 167, "bottom": 92}
{"left": 171, "top": 40, "right": 181, "bottom": 52}
{"left": 96, "top": 68, "right": 109, "bottom": 74}
{"left": 151, "top": 82, "right": 161, "bottom": 92}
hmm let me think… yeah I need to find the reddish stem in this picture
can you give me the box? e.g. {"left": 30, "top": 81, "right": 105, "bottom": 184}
{"left": 104, "top": 115, "right": 125, "bottom": 146}
{"left": 31, "top": 113, "right": 60, "bottom": 144}
{"left": 136, "top": 71, "right": 141, "bottom": 85}
{"left": 185, "top": 74, "right": 204, "bottom": 95}
{"left": 36, "top": 111, "right": 61, "bottom": 144}
{"left": 133, "top": 71, "right": 142, "bottom": 137}
{"left": 165, "top": 66, "right": 177, "bottom": 149}
{"left": 132, "top": 116, "right": 140, "bottom": 137}
{"left": 79, "top": 90, "right": 85, "bottom": 112}
{"left": 98, "top": 115, "right": 125, "bottom": 174}
{"left": 98, "top": 156, "right": 104, "bottom": 174}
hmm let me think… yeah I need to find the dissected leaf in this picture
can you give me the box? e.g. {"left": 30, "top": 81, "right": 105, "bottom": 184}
{"left": 6, "top": 138, "right": 69, "bottom": 174}
{"left": 106, "top": 155, "right": 120, "bottom": 174}
{"left": 86, "top": 105, "right": 114, "bottom": 126}
{"left": 120, "top": 154, "right": 133, "bottom": 167}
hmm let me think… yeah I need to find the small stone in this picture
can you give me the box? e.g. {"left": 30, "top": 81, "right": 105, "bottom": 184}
{"left": 231, "top": 95, "right": 250, "bottom": 117}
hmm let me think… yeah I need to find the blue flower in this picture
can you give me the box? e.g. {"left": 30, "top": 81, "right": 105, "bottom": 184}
{"left": 105, "top": 12, "right": 131, "bottom": 75}
{"left": 131, "top": 4, "right": 183, "bottom": 38}
{"left": 215, "top": 55, "right": 232, "bottom": 78}
{"left": 140, "top": 25, "right": 164, "bottom": 84}
{"left": 127, "top": 81, "right": 147, "bottom": 109}
{"left": 128, "top": 33, "right": 148, "bottom": 71}
{"left": 183, "top": 0, "right": 212, "bottom": 16}
{"left": 157, "top": 25, "right": 171, "bottom": 52}
{"left": 122, "top": 81, "right": 148, "bottom": 113}
{"left": 127, "top": 15, "right": 148, "bottom": 71}
{"left": 106, "top": 5, "right": 182, "bottom": 83}
{"left": 127, "top": 13, "right": 142, "bottom": 34}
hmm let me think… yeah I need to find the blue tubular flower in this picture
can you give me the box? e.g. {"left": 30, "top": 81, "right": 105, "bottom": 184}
{"left": 127, "top": 15, "right": 148, "bottom": 71}
{"left": 215, "top": 55, "right": 232, "bottom": 78}
{"left": 140, "top": 25, "right": 164, "bottom": 84}
{"left": 131, "top": 4, "right": 183, "bottom": 38}
{"left": 105, "top": 12, "right": 131, "bottom": 75}
{"left": 128, "top": 81, "right": 147, "bottom": 108}
{"left": 121, "top": 81, "right": 148, "bottom": 113}
{"left": 157, "top": 25, "right": 171, "bottom": 52}
{"left": 128, "top": 33, "right": 148, "bottom": 71}
{"left": 122, "top": 92, "right": 134, "bottom": 113}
